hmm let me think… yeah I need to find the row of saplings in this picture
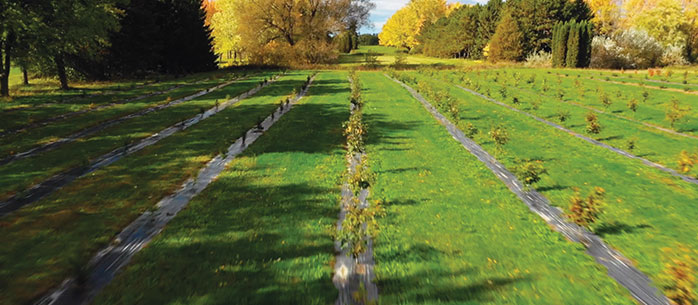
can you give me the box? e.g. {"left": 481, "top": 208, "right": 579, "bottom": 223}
{"left": 457, "top": 70, "right": 698, "bottom": 178}
{"left": 335, "top": 70, "right": 385, "bottom": 301}
{"left": 395, "top": 71, "right": 696, "bottom": 305}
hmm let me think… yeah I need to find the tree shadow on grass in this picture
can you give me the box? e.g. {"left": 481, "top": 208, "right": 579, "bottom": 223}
{"left": 596, "top": 134, "right": 624, "bottom": 141}
{"left": 363, "top": 113, "right": 419, "bottom": 149}
{"left": 374, "top": 242, "right": 531, "bottom": 303}
{"left": 537, "top": 184, "right": 570, "bottom": 192}
{"left": 376, "top": 265, "right": 530, "bottom": 304}
{"left": 594, "top": 222, "right": 653, "bottom": 237}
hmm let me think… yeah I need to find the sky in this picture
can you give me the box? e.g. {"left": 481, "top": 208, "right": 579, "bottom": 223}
{"left": 364, "top": 0, "right": 487, "bottom": 34}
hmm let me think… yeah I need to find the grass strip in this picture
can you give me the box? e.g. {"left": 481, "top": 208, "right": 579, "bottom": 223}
{"left": 92, "top": 71, "right": 348, "bottom": 305}
{"left": 0, "top": 72, "right": 246, "bottom": 157}
{"left": 0, "top": 72, "right": 310, "bottom": 305}
{"left": 0, "top": 73, "right": 276, "bottom": 201}
{"left": 440, "top": 70, "right": 698, "bottom": 178}
{"left": 360, "top": 71, "right": 634, "bottom": 304}
{"left": 0, "top": 72, "right": 216, "bottom": 122}
{"left": 401, "top": 71, "right": 698, "bottom": 299}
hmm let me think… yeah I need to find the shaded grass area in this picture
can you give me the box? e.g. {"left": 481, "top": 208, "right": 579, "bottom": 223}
{"left": 0, "top": 71, "right": 219, "bottom": 133}
{"left": 439, "top": 69, "right": 698, "bottom": 178}
{"left": 0, "top": 72, "right": 312, "bottom": 305}
{"left": 360, "top": 72, "right": 633, "bottom": 304}
{"left": 0, "top": 73, "right": 277, "bottom": 201}
{"left": 0, "top": 71, "right": 246, "bottom": 156}
{"left": 0, "top": 71, "right": 212, "bottom": 112}
{"left": 401, "top": 71, "right": 698, "bottom": 299}
{"left": 92, "top": 71, "right": 349, "bottom": 304}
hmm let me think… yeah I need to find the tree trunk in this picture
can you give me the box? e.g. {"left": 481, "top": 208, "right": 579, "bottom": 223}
{"left": 0, "top": 38, "right": 10, "bottom": 97}
{"left": 22, "top": 66, "right": 28, "bottom": 85}
{"left": 55, "top": 54, "right": 69, "bottom": 90}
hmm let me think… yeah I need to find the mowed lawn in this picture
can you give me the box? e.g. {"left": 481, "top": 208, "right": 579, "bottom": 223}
{"left": 0, "top": 71, "right": 225, "bottom": 134}
{"left": 93, "top": 71, "right": 350, "bottom": 304}
{"left": 359, "top": 71, "right": 633, "bottom": 304}
{"left": 0, "top": 73, "right": 273, "bottom": 202}
{"left": 338, "top": 45, "right": 482, "bottom": 68}
{"left": 0, "top": 72, "right": 311, "bottom": 305}
{"left": 398, "top": 71, "right": 698, "bottom": 298}
{"left": 435, "top": 69, "right": 698, "bottom": 178}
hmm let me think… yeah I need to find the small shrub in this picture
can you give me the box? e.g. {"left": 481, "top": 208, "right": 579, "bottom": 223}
{"left": 567, "top": 187, "right": 606, "bottom": 230}
{"left": 660, "top": 244, "right": 697, "bottom": 305}
{"left": 666, "top": 99, "right": 690, "bottom": 129}
{"left": 512, "top": 97, "right": 520, "bottom": 105}
{"left": 678, "top": 150, "right": 698, "bottom": 173}
{"left": 515, "top": 160, "right": 548, "bottom": 188}
{"left": 585, "top": 112, "right": 602, "bottom": 134}
{"left": 626, "top": 138, "right": 636, "bottom": 151}
{"left": 599, "top": 92, "right": 612, "bottom": 109}
{"left": 489, "top": 125, "right": 509, "bottom": 155}
{"left": 464, "top": 122, "right": 479, "bottom": 138}
{"left": 557, "top": 110, "right": 570, "bottom": 122}
{"left": 524, "top": 51, "right": 552, "bottom": 67}
{"left": 627, "top": 98, "right": 638, "bottom": 112}
{"left": 499, "top": 86, "right": 507, "bottom": 98}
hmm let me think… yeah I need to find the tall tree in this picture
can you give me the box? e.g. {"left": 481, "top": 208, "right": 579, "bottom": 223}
{"left": 29, "top": 0, "right": 126, "bottom": 89}
{"left": 552, "top": 21, "right": 570, "bottom": 67}
{"left": 489, "top": 10, "right": 525, "bottom": 61}
{"left": 379, "top": 0, "right": 448, "bottom": 51}
{"left": 232, "top": 0, "right": 372, "bottom": 64}
{"left": 107, "top": 0, "right": 217, "bottom": 76}
{"left": 475, "top": 0, "right": 503, "bottom": 58}
{"left": 565, "top": 21, "right": 581, "bottom": 67}
{"left": 585, "top": 0, "right": 620, "bottom": 35}
{"left": 0, "top": 0, "right": 28, "bottom": 96}
{"left": 505, "top": 0, "right": 591, "bottom": 56}
{"left": 210, "top": 0, "right": 242, "bottom": 64}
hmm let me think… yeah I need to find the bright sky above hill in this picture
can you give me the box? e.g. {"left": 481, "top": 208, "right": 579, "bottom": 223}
{"left": 366, "top": 0, "right": 487, "bottom": 34}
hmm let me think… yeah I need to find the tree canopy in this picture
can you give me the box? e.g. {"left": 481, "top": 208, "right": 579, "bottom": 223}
{"left": 378, "top": 0, "right": 452, "bottom": 51}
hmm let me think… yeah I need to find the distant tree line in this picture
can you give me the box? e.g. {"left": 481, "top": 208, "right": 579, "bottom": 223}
{"left": 380, "top": 0, "right": 698, "bottom": 68}
{"left": 358, "top": 34, "right": 379, "bottom": 46}
{"left": 0, "top": 0, "right": 218, "bottom": 96}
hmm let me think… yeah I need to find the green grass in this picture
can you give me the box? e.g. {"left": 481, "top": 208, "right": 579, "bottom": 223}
{"left": 1, "top": 74, "right": 167, "bottom": 111}
{"left": 437, "top": 68, "right": 698, "bottom": 178}
{"left": 0, "top": 71, "right": 229, "bottom": 133}
{"left": 92, "top": 71, "right": 349, "bottom": 304}
{"left": 0, "top": 72, "right": 311, "bottom": 305}
{"left": 526, "top": 69, "right": 698, "bottom": 125}
{"left": 556, "top": 68, "right": 698, "bottom": 89}
{"left": 8, "top": 66, "right": 22, "bottom": 87}
{"left": 358, "top": 71, "right": 633, "bottom": 304}
{"left": 0, "top": 72, "right": 246, "bottom": 155}
{"left": 0, "top": 72, "right": 276, "bottom": 201}
{"left": 395, "top": 70, "right": 698, "bottom": 299}
{"left": 338, "top": 45, "right": 481, "bottom": 68}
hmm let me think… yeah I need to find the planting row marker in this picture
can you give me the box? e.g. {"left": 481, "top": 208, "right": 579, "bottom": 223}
{"left": 0, "top": 74, "right": 282, "bottom": 217}
{"left": 34, "top": 74, "right": 316, "bottom": 305}
{"left": 454, "top": 84, "right": 698, "bottom": 186}
{"left": 387, "top": 74, "right": 670, "bottom": 305}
